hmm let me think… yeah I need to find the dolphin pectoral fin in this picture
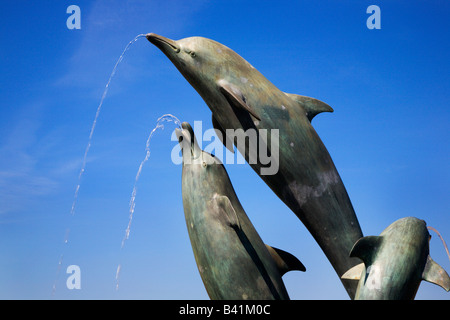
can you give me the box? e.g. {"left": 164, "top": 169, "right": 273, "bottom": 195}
{"left": 265, "top": 244, "right": 306, "bottom": 276}
{"left": 284, "top": 92, "right": 333, "bottom": 122}
{"left": 212, "top": 114, "right": 235, "bottom": 153}
{"left": 349, "top": 236, "right": 384, "bottom": 265}
{"left": 213, "top": 195, "right": 241, "bottom": 230}
{"left": 341, "top": 263, "right": 365, "bottom": 280}
{"left": 219, "top": 83, "right": 261, "bottom": 121}
{"left": 422, "top": 255, "right": 450, "bottom": 291}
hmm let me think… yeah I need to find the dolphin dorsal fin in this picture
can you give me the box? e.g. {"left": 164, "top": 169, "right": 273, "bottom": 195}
{"left": 349, "top": 236, "right": 384, "bottom": 265}
{"left": 284, "top": 93, "right": 333, "bottom": 122}
{"left": 422, "top": 255, "right": 450, "bottom": 291}
{"left": 341, "top": 263, "right": 365, "bottom": 280}
{"left": 212, "top": 114, "right": 235, "bottom": 154}
{"left": 218, "top": 80, "right": 261, "bottom": 121}
{"left": 265, "top": 245, "right": 305, "bottom": 276}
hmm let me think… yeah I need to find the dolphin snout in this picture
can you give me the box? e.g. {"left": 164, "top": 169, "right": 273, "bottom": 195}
{"left": 176, "top": 122, "right": 202, "bottom": 160}
{"left": 175, "top": 122, "right": 191, "bottom": 149}
{"left": 175, "top": 123, "right": 190, "bottom": 147}
{"left": 146, "top": 33, "right": 180, "bottom": 53}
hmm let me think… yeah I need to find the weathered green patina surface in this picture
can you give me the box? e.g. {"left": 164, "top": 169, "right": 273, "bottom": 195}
{"left": 148, "top": 34, "right": 362, "bottom": 298}
{"left": 177, "top": 122, "right": 304, "bottom": 300}
{"left": 342, "top": 217, "right": 450, "bottom": 299}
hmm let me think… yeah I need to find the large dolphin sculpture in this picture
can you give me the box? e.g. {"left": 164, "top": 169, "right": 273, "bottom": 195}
{"left": 148, "top": 33, "right": 362, "bottom": 297}
{"left": 342, "top": 217, "right": 450, "bottom": 299}
{"left": 176, "top": 122, "right": 305, "bottom": 300}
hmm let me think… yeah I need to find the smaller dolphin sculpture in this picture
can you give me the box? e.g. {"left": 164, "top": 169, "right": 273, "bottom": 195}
{"left": 342, "top": 217, "right": 450, "bottom": 300}
{"left": 176, "top": 122, "right": 305, "bottom": 300}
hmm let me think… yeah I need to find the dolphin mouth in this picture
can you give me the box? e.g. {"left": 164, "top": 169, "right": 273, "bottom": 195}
{"left": 175, "top": 127, "right": 185, "bottom": 145}
{"left": 146, "top": 33, "right": 180, "bottom": 53}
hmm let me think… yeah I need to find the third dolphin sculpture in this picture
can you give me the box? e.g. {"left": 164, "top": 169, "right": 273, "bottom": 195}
{"left": 342, "top": 217, "right": 450, "bottom": 299}
{"left": 148, "top": 33, "right": 362, "bottom": 297}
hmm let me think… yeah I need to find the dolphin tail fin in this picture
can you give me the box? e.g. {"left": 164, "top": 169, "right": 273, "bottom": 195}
{"left": 341, "top": 263, "right": 365, "bottom": 280}
{"left": 284, "top": 93, "right": 333, "bottom": 122}
{"left": 265, "top": 245, "right": 306, "bottom": 276}
{"left": 422, "top": 255, "right": 450, "bottom": 291}
{"left": 212, "top": 114, "right": 235, "bottom": 153}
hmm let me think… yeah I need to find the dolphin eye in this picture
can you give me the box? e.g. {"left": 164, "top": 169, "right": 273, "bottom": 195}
{"left": 184, "top": 49, "right": 196, "bottom": 57}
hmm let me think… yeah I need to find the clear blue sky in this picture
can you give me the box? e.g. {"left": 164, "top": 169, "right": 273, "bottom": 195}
{"left": 0, "top": 0, "right": 449, "bottom": 300}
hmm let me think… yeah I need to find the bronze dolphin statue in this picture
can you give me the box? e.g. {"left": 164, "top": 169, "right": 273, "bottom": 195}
{"left": 176, "top": 122, "right": 305, "bottom": 300}
{"left": 148, "top": 33, "right": 362, "bottom": 298}
{"left": 342, "top": 217, "right": 450, "bottom": 299}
